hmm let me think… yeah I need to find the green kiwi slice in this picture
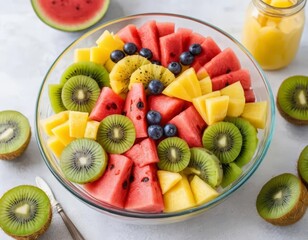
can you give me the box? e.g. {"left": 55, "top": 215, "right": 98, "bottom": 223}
{"left": 256, "top": 173, "right": 308, "bottom": 226}
{"left": 185, "top": 147, "right": 223, "bottom": 188}
{"left": 61, "top": 75, "right": 100, "bottom": 113}
{"left": 60, "top": 61, "right": 110, "bottom": 88}
{"left": 0, "top": 110, "right": 31, "bottom": 160}
{"left": 157, "top": 137, "right": 190, "bottom": 172}
{"left": 0, "top": 185, "right": 52, "bottom": 239}
{"left": 298, "top": 145, "right": 308, "bottom": 186}
{"left": 221, "top": 162, "right": 242, "bottom": 188}
{"left": 224, "top": 117, "right": 258, "bottom": 167}
{"left": 97, "top": 114, "right": 136, "bottom": 154}
{"left": 48, "top": 84, "right": 67, "bottom": 113}
{"left": 60, "top": 138, "right": 108, "bottom": 184}
{"left": 277, "top": 75, "right": 308, "bottom": 125}
{"left": 202, "top": 122, "right": 242, "bottom": 164}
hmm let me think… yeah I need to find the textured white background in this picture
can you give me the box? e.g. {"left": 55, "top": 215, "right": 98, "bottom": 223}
{"left": 1, "top": 0, "right": 308, "bottom": 239}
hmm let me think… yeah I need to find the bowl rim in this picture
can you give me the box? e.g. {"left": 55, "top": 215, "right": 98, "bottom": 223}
{"left": 35, "top": 12, "right": 275, "bottom": 219}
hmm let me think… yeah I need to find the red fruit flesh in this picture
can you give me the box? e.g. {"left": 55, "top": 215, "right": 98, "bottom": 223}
{"left": 176, "top": 28, "right": 193, "bottom": 51}
{"left": 244, "top": 89, "right": 256, "bottom": 102}
{"left": 116, "top": 24, "right": 142, "bottom": 50}
{"left": 156, "top": 22, "right": 175, "bottom": 37}
{"left": 187, "top": 32, "right": 206, "bottom": 49}
{"left": 160, "top": 32, "right": 183, "bottom": 67}
{"left": 194, "top": 37, "right": 221, "bottom": 67}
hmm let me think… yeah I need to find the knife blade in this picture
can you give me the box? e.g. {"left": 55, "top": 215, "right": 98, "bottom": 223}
{"left": 35, "top": 176, "right": 58, "bottom": 206}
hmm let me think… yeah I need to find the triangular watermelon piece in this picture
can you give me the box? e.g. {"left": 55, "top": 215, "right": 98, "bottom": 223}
{"left": 193, "top": 37, "right": 221, "bottom": 67}
{"left": 84, "top": 154, "right": 133, "bottom": 208}
{"left": 138, "top": 20, "right": 160, "bottom": 60}
{"left": 187, "top": 32, "right": 206, "bottom": 49}
{"left": 116, "top": 24, "right": 142, "bottom": 50}
{"left": 125, "top": 164, "right": 164, "bottom": 213}
{"left": 156, "top": 22, "right": 175, "bottom": 37}
{"left": 160, "top": 32, "right": 183, "bottom": 67}
{"left": 176, "top": 28, "right": 193, "bottom": 51}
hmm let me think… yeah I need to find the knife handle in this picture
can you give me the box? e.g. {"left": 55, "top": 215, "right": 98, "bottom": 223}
{"left": 55, "top": 203, "right": 85, "bottom": 240}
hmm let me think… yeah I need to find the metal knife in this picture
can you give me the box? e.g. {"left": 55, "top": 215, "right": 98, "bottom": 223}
{"left": 35, "top": 176, "right": 85, "bottom": 240}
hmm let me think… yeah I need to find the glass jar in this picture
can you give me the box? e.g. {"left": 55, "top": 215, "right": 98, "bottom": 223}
{"left": 242, "top": 0, "right": 306, "bottom": 70}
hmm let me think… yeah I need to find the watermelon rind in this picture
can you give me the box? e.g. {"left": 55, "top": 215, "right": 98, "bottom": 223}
{"left": 31, "top": 0, "right": 110, "bottom": 32}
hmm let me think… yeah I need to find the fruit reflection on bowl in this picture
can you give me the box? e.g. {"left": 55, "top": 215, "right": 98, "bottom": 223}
{"left": 35, "top": 13, "right": 275, "bottom": 224}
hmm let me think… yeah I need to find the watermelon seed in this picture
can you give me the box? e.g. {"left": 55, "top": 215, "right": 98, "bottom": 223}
{"left": 111, "top": 103, "right": 117, "bottom": 110}
{"left": 136, "top": 101, "right": 144, "bottom": 109}
{"left": 136, "top": 115, "right": 141, "bottom": 120}
{"left": 141, "top": 177, "right": 149, "bottom": 182}
{"left": 110, "top": 164, "right": 115, "bottom": 170}
{"left": 122, "top": 180, "right": 128, "bottom": 189}
{"left": 129, "top": 175, "right": 135, "bottom": 183}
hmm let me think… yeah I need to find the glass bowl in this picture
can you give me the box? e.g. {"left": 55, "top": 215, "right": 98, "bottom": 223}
{"left": 35, "top": 13, "right": 275, "bottom": 224}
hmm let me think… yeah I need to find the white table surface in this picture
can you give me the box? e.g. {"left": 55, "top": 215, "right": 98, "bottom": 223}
{"left": 1, "top": 1, "right": 308, "bottom": 239}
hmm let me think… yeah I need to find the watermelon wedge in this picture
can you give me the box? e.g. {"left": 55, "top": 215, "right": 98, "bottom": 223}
{"left": 187, "top": 32, "right": 206, "bottom": 49}
{"left": 156, "top": 22, "right": 175, "bottom": 37}
{"left": 193, "top": 37, "right": 221, "bottom": 67}
{"left": 176, "top": 28, "right": 193, "bottom": 51}
{"left": 31, "top": 0, "right": 110, "bottom": 32}
{"left": 116, "top": 24, "right": 142, "bottom": 50}
{"left": 160, "top": 32, "right": 183, "bottom": 67}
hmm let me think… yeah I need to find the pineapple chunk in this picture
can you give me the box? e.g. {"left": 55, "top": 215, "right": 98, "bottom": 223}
{"left": 196, "top": 66, "right": 208, "bottom": 80}
{"left": 205, "top": 95, "right": 229, "bottom": 125}
{"left": 69, "top": 111, "right": 89, "bottom": 138}
{"left": 190, "top": 175, "right": 219, "bottom": 205}
{"left": 199, "top": 76, "right": 212, "bottom": 95}
{"left": 271, "top": 0, "right": 293, "bottom": 7}
{"left": 84, "top": 120, "right": 100, "bottom": 140}
{"left": 162, "top": 81, "right": 192, "bottom": 102}
{"left": 47, "top": 136, "right": 66, "bottom": 158}
{"left": 220, "top": 82, "right": 244, "bottom": 99}
{"left": 51, "top": 121, "right": 75, "bottom": 146}
{"left": 96, "top": 30, "right": 124, "bottom": 55}
{"left": 157, "top": 170, "right": 182, "bottom": 194}
{"left": 74, "top": 48, "right": 90, "bottom": 62}
{"left": 241, "top": 101, "right": 268, "bottom": 129}
{"left": 40, "top": 111, "right": 69, "bottom": 136}
{"left": 163, "top": 175, "right": 196, "bottom": 212}
{"left": 227, "top": 98, "right": 246, "bottom": 117}
{"left": 176, "top": 68, "right": 202, "bottom": 98}
{"left": 90, "top": 47, "right": 109, "bottom": 65}
{"left": 104, "top": 58, "right": 116, "bottom": 72}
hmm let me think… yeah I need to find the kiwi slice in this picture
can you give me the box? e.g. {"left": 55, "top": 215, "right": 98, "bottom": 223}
{"left": 109, "top": 55, "right": 151, "bottom": 94}
{"left": 224, "top": 117, "right": 258, "bottom": 167}
{"left": 221, "top": 162, "right": 242, "bottom": 188}
{"left": 277, "top": 75, "right": 308, "bottom": 125}
{"left": 202, "top": 122, "right": 242, "bottom": 164}
{"left": 157, "top": 137, "right": 190, "bottom": 172}
{"left": 61, "top": 75, "right": 100, "bottom": 113}
{"left": 60, "top": 138, "right": 108, "bottom": 184}
{"left": 256, "top": 173, "right": 308, "bottom": 226}
{"left": 185, "top": 147, "right": 223, "bottom": 188}
{"left": 298, "top": 145, "right": 308, "bottom": 186}
{"left": 48, "top": 84, "right": 67, "bottom": 113}
{"left": 97, "top": 114, "right": 136, "bottom": 154}
{"left": 129, "top": 63, "right": 175, "bottom": 90}
{"left": 60, "top": 61, "right": 110, "bottom": 88}
{"left": 0, "top": 110, "right": 31, "bottom": 160}
{"left": 0, "top": 185, "right": 52, "bottom": 239}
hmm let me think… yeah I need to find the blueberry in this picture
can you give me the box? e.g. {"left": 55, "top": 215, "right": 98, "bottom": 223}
{"left": 151, "top": 60, "right": 161, "bottom": 65}
{"left": 179, "top": 51, "right": 194, "bottom": 65}
{"left": 146, "top": 110, "right": 162, "bottom": 124}
{"left": 148, "top": 80, "right": 164, "bottom": 95}
{"left": 189, "top": 43, "right": 202, "bottom": 56}
{"left": 163, "top": 123, "right": 177, "bottom": 137}
{"left": 139, "top": 48, "right": 153, "bottom": 59}
{"left": 110, "top": 50, "right": 125, "bottom": 63}
{"left": 168, "top": 62, "right": 182, "bottom": 75}
{"left": 123, "top": 42, "right": 137, "bottom": 55}
{"left": 148, "top": 125, "right": 163, "bottom": 140}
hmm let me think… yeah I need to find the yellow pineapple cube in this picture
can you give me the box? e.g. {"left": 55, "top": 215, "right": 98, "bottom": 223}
{"left": 84, "top": 120, "right": 100, "bottom": 140}
{"left": 104, "top": 59, "right": 116, "bottom": 72}
{"left": 90, "top": 47, "right": 109, "bottom": 65}
{"left": 51, "top": 121, "right": 75, "bottom": 146}
{"left": 190, "top": 175, "right": 219, "bottom": 205}
{"left": 199, "top": 76, "right": 212, "bottom": 95}
{"left": 163, "top": 175, "right": 196, "bottom": 212}
{"left": 176, "top": 68, "right": 202, "bottom": 99}
{"left": 69, "top": 111, "right": 89, "bottom": 138}
{"left": 220, "top": 81, "right": 244, "bottom": 98}
{"left": 74, "top": 48, "right": 90, "bottom": 62}
{"left": 162, "top": 81, "right": 192, "bottom": 102}
{"left": 227, "top": 98, "right": 246, "bottom": 117}
{"left": 157, "top": 170, "right": 182, "bottom": 194}
{"left": 96, "top": 30, "right": 124, "bottom": 55}
{"left": 241, "top": 101, "right": 268, "bottom": 129}
{"left": 196, "top": 67, "right": 208, "bottom": 80}
{"left": 205, "top": 95, "right": 229, "bottom": 125}
{"left": 40, "top": 111, "right": 69, "bottom": 136}
{"left": 47, "top": 136, "right": 66, "bottom": 158}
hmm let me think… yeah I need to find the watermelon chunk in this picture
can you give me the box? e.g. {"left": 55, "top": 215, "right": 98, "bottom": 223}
{"left": 244, "top": 89, "right": 256, "bottom": 103}
{"left": 124, "top": 138, "right": 159, "bottom": 167}
{"left": 193, "top": 37, "right": 221, "bottom": 67}
{"left": 187, "top": 32, "right": 206, "bottom": 49}
{"left": 176, "top": 28, "right": 193, "bottom": 51}
{"left": 116, "top": 24, "right": 142, "bottom": 50}
{"left": 148, "top": 95, "right": 185, "bottom": 125}
{"left": 204, "top": 48, "right": 241, "bottom": 78}
{"left": 123, "top": 83, "right": 148, "bottom": 138}
{"left": 160, "top": 32, "right": 183, "bottom": 67}
{"left": 156, "top": 22, "right": 175, "bottom": 37}
{"left": 84, "top": 154, "right": 133, "bottom": 208}
{"left": 125, "top": 164, "right": 164, "bottom": 213}
{"left": 138, "top": 20, "right": 160, "bottom": 60}
{"left": 89, "top": 87, "right": 125, "bottom": 121}
{"left": 169, "top": 105, "right": 206, "bottom": 147}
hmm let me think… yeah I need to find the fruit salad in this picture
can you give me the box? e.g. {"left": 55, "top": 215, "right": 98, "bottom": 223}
{"left": 40, "top": 20, "right": 268, "bottom": 213}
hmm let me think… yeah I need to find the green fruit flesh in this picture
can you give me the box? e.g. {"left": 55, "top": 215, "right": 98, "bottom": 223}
{"left": 60, "top": 138, "right": 108, "bottom": 184}
{"left": 298, "top": 145, "right": 308, "bottom": 185}
{"left": 48, "top": 84, "right": 66, "bottom": 113}
{"left": 221, "top": 162, "right": 242, "bottom": 188}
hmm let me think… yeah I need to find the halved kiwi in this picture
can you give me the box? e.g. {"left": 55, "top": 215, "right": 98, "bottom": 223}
{"left": 220, "top": 162, "right": 242, "bottom": 188}
{"left": 61, "top": 75, "right": 100, "bottom": 113}
{"left": 0, "top": 185, "right": 52, "bottom": 239}
{"left": 277, "top": 75, "right": 308, "bottom": 125}
{"left": 0, "top": 110, "right": 31, "bottom": 160}
{"left": 157, "top": 137, "right": 190, "bottom": 172}
{"left": 298, "top": 145, "right": 308, "bottom": 186}
{"left": 256, "top": 173, "right": 308, "bottom": 226}
{"left": 96, "top": 114, "right": 136, "bottom": 154}
{"left": 202, "top": 122, "right": 242, "bottom": 164}
{"left": 60, "top": 138, "right": 108, "bottom": 184}
{"left": 48, "top": 84, "right": 66, "bottom": 113}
